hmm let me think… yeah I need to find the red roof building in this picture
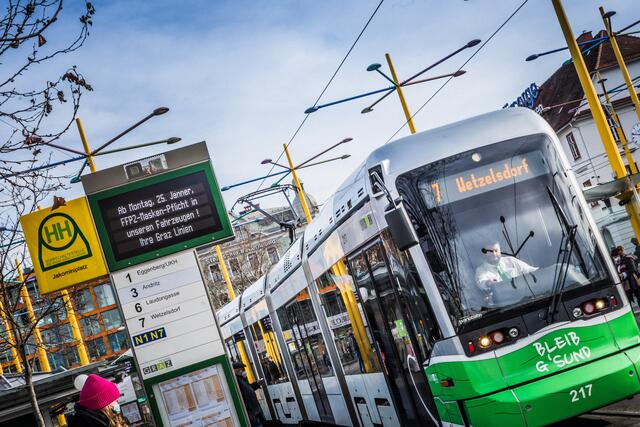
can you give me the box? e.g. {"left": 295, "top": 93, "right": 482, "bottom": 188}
{"left": 527, "top": 30, "right": 640, "bottom": 251}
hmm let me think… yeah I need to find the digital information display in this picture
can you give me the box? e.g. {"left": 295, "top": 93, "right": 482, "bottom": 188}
{"left": 425, "top": 151, "right": 547, "bottom": 206}
{"left": 88, "top": 162, "right": 233, "bottom": 271}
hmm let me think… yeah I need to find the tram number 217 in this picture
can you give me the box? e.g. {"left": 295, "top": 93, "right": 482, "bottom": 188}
{"left": 569, "top": 384, "right": 592, "bottom": 403}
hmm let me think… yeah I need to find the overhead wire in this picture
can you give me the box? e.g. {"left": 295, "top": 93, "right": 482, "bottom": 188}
{"left": 255, "top": 0, "right": 385, "bottom": 192}
{"left": 383, "top": 0, "right": 530, "bottom": 145}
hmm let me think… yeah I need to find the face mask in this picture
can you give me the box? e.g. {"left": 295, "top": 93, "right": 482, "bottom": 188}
{"left": 112, "top": 402, "right": 121, "bottom": 414}
{"left": 241, "top": 371, "right": 247, "bottom": 379}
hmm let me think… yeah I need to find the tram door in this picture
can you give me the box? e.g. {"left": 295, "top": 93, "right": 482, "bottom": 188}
{"left": 347, "top": 235, "right": 439, "bottom": 426}
{"left": 278, "top": 290, "right": 335, "bottom": 424}
{"left": 224, "top": 333, "right": 271, "bottom": 418}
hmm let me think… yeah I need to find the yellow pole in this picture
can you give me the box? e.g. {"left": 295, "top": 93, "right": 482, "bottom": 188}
{"left": 61, "top": 290, "right": 89, "bottom": 365}
{"left": 283, "top": 144, "right": 313, "bottom": 224}
{"left": 601, "top": 7, "right": 640, "bottom": 123}
{"left": 598, "top": 74, "right": 638, "bottom": 174}
{"left": 236, "top": 339, "right": 256, "bottom": 383}
{"left": 268, "top": 332, "right": 282, "bottom": 366}
{"left": 257, "top": 321, "right": 279, "bottom": 367}
{"left": 15, "top": 260, "right": 51, "bottom": 372}
{"left": 75, "top": 118, "right": 97, "bottom": 173}
{"left": 333, "top": 261, "right": 374, "bottom": 372}
{"left": 0, "top": 299, "right": 21, "bottom": 373}
{"left": 215, "top": 245, "right": 235, "bottom": 300}
{"left": 385, "top": 53, "right": 417, "bottom": 135}
{"left": 551, "top": 0, "right": 640, "bottom": 241}
{"left": 215, "top": 246, "right": 255, "bottom": 382}
{"left": 282, "top": 145, "right": 375, "bottom": 372}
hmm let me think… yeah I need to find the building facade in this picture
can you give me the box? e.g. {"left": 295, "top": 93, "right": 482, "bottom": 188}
{"left": 0, "top": 273, "right": 127, "bottom": 374}
{"left": 530, "top": 31, "right": 640, "bottom": 252}
{"left": 197, "top": 191, "right": 318, "bottom": 311}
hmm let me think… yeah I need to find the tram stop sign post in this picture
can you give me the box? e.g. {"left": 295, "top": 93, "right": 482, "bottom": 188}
{"left": 82, "top": 142, "right": 247, "bottom": 426}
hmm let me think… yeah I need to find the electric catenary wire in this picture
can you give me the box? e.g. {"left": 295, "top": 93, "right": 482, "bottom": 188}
{"left": 256, "top": 0, "right": 385, "bottom": 191}
{"left": 383, "top": 0, "right": 529, "bottom": 145}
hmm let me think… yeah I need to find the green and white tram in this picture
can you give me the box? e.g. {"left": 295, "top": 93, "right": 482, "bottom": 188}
{"left": 217, "top": 107, "right": 640, "bottom": 426}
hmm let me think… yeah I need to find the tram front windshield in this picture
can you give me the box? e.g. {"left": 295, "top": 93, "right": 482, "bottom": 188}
{"left": 398, "top": 134, "right": 608, "bottom": 330}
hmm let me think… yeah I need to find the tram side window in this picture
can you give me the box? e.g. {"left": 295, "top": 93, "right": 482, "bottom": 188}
{"left": 276, "top": 290, "right": 333, "bottom": 380}
{"left": 276, "top": 305, "right": 307, "bottom": 380}
{"left": 225, "top": 336, "right": 240, "bottom": 364}
{"left": 249, "top": 318, "right": 288, "bottom": 385}
{"left": 316, "top": 266, "right": 381, "bottom": 375}
{"left": 381, "top": 229, "right": 441, "bottom": 361}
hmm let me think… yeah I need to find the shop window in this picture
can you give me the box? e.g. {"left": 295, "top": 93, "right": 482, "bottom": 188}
{"left": 108, "top": 331, "right": 128, "bottom": 353}
{"left": 63, "top": 347, "right": 80, "bottom": 367}
{"left": 75, "top": 289, "right": 95, "bottom": 313}
{"left": 81, "top": 314, "right": 102, "bottom": 337}
{"left": 48, "top": 351, "right": 67, "bottom": 370}
{"left": 86, "top": 338, "right": 108, "bottom": 360}
{"left": 95, "top": 283, "right": 116, "bottom": 307}
{"left": 102, "top": 309, "right": 122, "bottom": 331}
{"left": 0, "top": 350, "right": 13, "bottom": 364}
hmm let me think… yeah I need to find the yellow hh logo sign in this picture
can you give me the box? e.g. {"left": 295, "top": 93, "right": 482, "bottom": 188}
{"left": 38, "top": 213, "right": 92, "bottom": 271}
{"left": 20, "top": 197, "right": 108, "bottom": 294}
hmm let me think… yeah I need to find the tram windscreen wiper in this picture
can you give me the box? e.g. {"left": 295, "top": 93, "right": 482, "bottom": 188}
{"left": 545, "top": 186, "right": 582, "bottom": 324}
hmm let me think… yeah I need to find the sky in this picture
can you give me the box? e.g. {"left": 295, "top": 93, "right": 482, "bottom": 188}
{"left": 8, "top": 0, "right": 640, "bottom": 213}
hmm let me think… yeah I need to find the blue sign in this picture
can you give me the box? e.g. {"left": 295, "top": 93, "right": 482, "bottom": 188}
{"left": 503, "top": 83, "right": 539, "bottom": 109}
{"left": 133, "top": 327, "right": 166, "bottom": 346}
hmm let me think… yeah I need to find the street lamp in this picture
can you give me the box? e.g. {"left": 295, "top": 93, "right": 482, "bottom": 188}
{"left": 261, "top": 137, "right": 352, "bottom": 171}
{"left": 304, "top": 39, "right": 479, "bottom": 135}
{"left": 220, "top": 155, "right": 351, "bottom": 192}
{"left": 525, "top": 13, "right": 640, "bottom": 63}
{"left": 260, "top": 138, "right": 353, "bottom": 223}
{"left": 90, "top": 106, "right": 170, "bottom": 156}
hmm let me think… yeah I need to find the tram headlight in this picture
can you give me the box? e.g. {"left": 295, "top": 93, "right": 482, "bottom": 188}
{"left": 508, "top": 327, "right": 519, "bottom": 338}
{"left": 578, "top": 298, "right": 609, "bottom": 317}
{"left": 573, "top": 296, "right": 618, "bottom": 317}
{"left": 572, "top": 307, "right": 583, "bottom": 318}
{"left": 478, "top": 336, "right": 492, "bottom": 349}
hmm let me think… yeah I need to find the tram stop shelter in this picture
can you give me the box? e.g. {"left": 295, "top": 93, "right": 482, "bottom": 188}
{"left": 0, "top": 360, "right": 124, "bottom": 426}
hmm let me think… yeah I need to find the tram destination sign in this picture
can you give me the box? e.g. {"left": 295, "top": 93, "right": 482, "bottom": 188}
{"left": 83, "top": 143, "right": 234, "bottom": 271}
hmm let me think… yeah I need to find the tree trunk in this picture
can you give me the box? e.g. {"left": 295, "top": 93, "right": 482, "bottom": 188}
{"left": 24, "top": 352, "right": 46, "bottom": 427}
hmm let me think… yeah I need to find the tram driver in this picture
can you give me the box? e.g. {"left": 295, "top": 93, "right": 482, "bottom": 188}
{"left": 475, "top": 242, "right": 538, "bottom": 296}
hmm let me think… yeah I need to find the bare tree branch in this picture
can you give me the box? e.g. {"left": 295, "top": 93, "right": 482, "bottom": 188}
{"left": 0, "top": 2, "right": 96, "bottom": 426}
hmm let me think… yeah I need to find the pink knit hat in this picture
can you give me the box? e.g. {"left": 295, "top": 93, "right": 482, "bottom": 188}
{"left": 79, "top": 374, "right": 121, "bottom": 411}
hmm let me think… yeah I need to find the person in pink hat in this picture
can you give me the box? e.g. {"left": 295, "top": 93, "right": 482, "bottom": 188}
{"left": 68, "top": 374, "right": 129, "bottom": 427}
